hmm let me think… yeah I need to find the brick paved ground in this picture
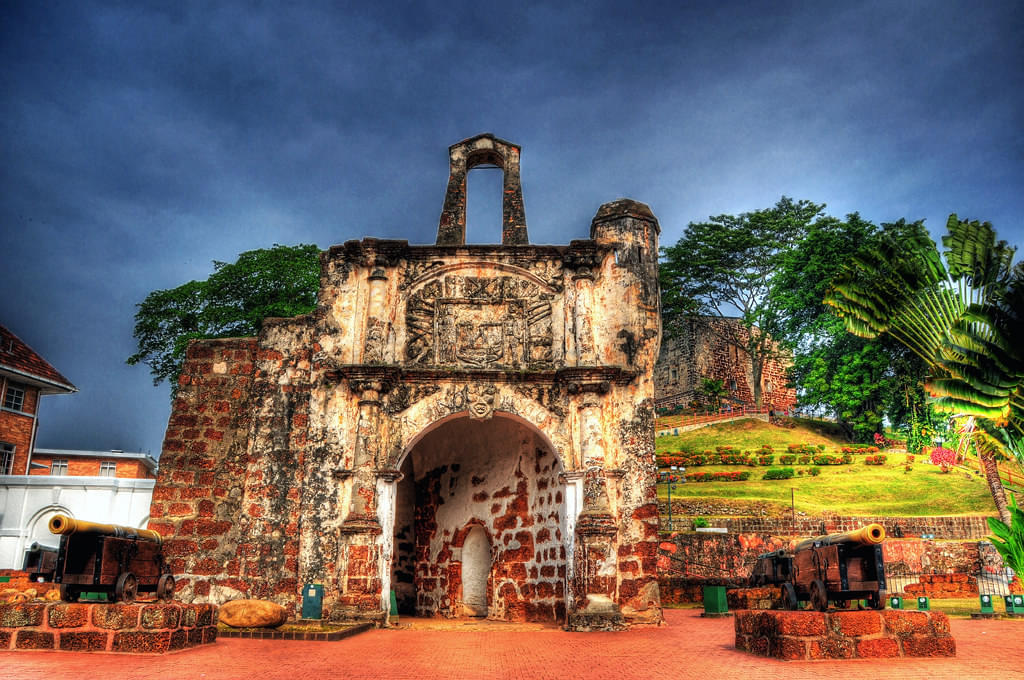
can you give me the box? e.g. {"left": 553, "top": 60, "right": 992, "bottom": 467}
{"left": 2, "top": 609, "right": 1021, "bottom": 679}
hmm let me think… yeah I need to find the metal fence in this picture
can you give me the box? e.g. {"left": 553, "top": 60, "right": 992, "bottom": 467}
{"left": 884, "top": 570, "right": 1016, "bottom": 598}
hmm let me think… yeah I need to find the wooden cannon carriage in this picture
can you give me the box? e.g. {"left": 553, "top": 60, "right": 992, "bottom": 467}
{"left": 751, "top": 523, "right": 887, "bottom": 611}
{"left": 49, "top": 514, "right": 175, "bottom": 603}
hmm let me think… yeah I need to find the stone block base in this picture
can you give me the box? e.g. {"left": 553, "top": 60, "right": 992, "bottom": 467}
{"left": 734, "top": 610, "right": 955, "bottom": 661}
{"left": 727, "top": 587, "right": 780, "bottom": 610}
{"left": 0, "top": 602, "right": 218, "bottom": 654}
{"left": 566, "top": 610, "right": 627, "bottom": 632}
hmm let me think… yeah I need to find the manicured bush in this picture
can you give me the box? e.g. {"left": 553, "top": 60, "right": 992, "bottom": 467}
{"left": 763, "top": 467, "right": 795, "bottom": 480}
{"left": 685, "top": 470, "right": 751, "bottom": 483}
{"left": 779, "top": 454, "right": 796, "bottom": 465}
{"left": 811, "top": 453, "right": 849, "bottom": 465}
{"left": 808, "top": 467, "right": 821, "bottom": 476}
{"left": 864, "top": 454, "right": 887, "bottom": 465}
{"left": 757, "top": 454, "right": 775, "bottom": 465}
{"left": 798, "top": 455, "right": 811, "bottom": 464}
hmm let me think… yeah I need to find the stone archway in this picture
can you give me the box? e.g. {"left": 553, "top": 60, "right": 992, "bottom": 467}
{"left": 389, "top": 412, "right": 567, "bottom": 622}
{"left": 459, "top": 523, "right": 490, "bottom": 617}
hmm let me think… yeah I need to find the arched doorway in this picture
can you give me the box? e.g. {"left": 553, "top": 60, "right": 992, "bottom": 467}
{"left": 460, "top": 525, "right": 490, "bottom": 617}
{"left": 390, "top": 412, "right": 567, "bottom": 622}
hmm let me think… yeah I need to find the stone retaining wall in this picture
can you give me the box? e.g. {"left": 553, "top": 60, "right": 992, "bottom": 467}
{"left": 734, "top": 610, "right": 956, "bottom": 660}
{"left": 660, "top": 510, "right": 992, "bottom": 540}
{"left": 0, "top": 602, "right": 217, "bottom": 653}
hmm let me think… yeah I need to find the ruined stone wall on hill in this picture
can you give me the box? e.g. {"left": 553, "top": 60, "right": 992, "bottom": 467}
{"left": 653, "top": 317, "right": 796, "bottom": 412}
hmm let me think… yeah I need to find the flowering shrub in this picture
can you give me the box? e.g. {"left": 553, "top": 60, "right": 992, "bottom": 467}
{"left": 930, "top": 447, "right": 956, "bottom": 467}
{"left": 763, "top": 467, "right": 795, "bottom": 480}
{"left": 798, "top": 455, "right": 811, "bottom": 464}
{"left": 864, "top": 454, "right": 887, "bottom": 465}
{"left": 874, "top": 432, "right": 905, "bottom": 449}
{"left": 686, "top": 470, "right": 751, "bottom": 482}
{"left": 787, "top": 443, "right": 823, "bottom": 455}
{"left": 841, "top": 446, "right": 881, "bottom": 454}
{"left": 758, "top": 454, "right": 775, "bottom": 465}
{"left": 779, "top": 454, "right": 796, "bottom": 465}
{"left": 808, "top": 467, "right": 821, "bottom": 476}
{"left": 812, "top": 453, "right": 852, "bottom": 465}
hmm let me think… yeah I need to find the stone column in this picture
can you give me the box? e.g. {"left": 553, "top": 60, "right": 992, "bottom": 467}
{"left": 335, "top": 379, "right": 386, "bottom": 623}
{"left": 568, "top": 392, "right": 625, "bottom": 631}
{"left": 572, "top": 265, "right": 596, "bottom": 365}
{"left": 363, "top": 267, "right": 390, "bottom": 364}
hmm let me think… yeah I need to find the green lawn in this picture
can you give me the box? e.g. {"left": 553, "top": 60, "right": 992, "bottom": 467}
{"left": 658, "top": 463, "right": 995, "bottom": 516}
{"left": 657, "top": 417, "right": 846, "bottom": 454}
{"left": 656, "top": 417, "right": 997, "bottom": 516}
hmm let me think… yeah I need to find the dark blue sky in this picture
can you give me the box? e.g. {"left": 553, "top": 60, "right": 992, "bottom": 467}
{"left": 2, "top": 1, "right": 1021, "bottom": 457}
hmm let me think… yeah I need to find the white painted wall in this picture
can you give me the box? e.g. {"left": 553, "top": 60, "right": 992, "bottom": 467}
{"left": 0, "top": 475, "right": 155, "bottom": 570}
{"left": 461, "top": 526, "right": 490, "bottom": 616}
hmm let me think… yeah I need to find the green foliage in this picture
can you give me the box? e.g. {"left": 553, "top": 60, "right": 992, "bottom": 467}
{"left": 763, "top": 467, "right": 795, "bottom": 480}
{"left": 826, "top": 214, "right": 1022, "bottom": 522}
{"left": 692, "top": 517, "right": 709, "bottom": 529}
{"left": 986, "top": 495, "right": 1024, "bottom": 578}
{"left": 660, "top": 197, "right": 825, "bottom": 407}
{"left": 699, "top": 377, "right": 727, "bottom": 410}
{"left": 127, "top": 244, "right": 321, "bottom": 390}
{"left": 774, "top": 214, "right": 932, "bottom": 441}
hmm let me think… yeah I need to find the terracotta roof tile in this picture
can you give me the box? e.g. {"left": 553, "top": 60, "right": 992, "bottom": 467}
{"left": 0, "top": 324, "right": 76, "bottom": 393}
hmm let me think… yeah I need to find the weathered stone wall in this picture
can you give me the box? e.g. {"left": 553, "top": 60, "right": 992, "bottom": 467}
{"left": 659, "top": 508, "right": 993, "bottom": 540}
{"left": 150, "top": 135, "right": 663, "bottom": 629}
{"left": 654, "top": 317, "right": 796, "bottom": 411}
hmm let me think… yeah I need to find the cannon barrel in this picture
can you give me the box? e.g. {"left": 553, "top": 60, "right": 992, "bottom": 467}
{"left": 48, "top": 515, "right": 162, "bottom": 545}
{"left": 793, "top": 523, "right": 884, "bottom": 553}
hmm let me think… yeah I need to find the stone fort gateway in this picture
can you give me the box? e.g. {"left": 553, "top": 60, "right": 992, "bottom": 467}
{"left": 152, "top": 134, "right": 664, "bottom": 631}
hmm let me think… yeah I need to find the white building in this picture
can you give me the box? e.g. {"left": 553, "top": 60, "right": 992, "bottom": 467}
{"left": 0, "top": 449, "right": 157, "bottom": 570}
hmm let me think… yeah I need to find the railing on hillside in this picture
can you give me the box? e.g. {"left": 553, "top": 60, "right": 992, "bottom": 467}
{"left": 885, "top": 570, "right": 1018, "bottom": 599}
{"left": 657, "top": 406, "right": 771, "bottom": 434}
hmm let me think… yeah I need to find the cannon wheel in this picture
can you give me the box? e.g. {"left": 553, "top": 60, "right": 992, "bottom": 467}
{"left": 868, "top": 589, "right": 886, "bottom": 610}
{"left": 782, "top": 583, "right": 799, "bottom": 610}
{"left": 157, "top": 574, "right": 175, "bottom": 602}
{"left": 810, "top": 579, "right": 829, "bottom": 612}
{"left": 60, "top": 583, "right": 78, "bottom": 602}
{"left": 115, "top": 572, "right": 138, "bottom": 603}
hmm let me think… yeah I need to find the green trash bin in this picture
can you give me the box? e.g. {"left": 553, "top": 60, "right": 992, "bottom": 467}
{"left": 889, "top": 596, "right": 902, "bottom": 609}
{"left": 1006, "top": 594, "right": 1024, "bottom": 615}
{"left": 979, "top": 594, "right": 995, "bottom": 614}
{"left": 916, "top": 596, "right": 930, "bottom": 611}
{"left": 302, "top": 583, "right": 324, "bottom": 620}
{"left": 702, "top": 585, "right": 728, "bottom": 615}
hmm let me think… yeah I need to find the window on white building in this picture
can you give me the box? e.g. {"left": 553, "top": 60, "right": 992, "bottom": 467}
{"left": 1, "top": 442, "right": 14, "bottom": 475}
{"left": 3, "top": 383, "right": 25, "bottom": 411}
{"left": 99, "top": 461, "right": 116, "bottom": 477}
{"left": 50, "top": 459, "right": 68, "bottom": 475}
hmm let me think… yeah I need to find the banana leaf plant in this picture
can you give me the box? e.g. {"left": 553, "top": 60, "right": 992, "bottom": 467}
{"left": 825, "top": 215, "right": 1023, "bottom": 524}
{"left": 987, "top": 495, "right": 1024, "bottom": 581}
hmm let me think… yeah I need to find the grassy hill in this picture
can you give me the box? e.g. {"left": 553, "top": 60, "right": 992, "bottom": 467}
{"left": 656, "top": 418, "right": 997, "bottom": 517}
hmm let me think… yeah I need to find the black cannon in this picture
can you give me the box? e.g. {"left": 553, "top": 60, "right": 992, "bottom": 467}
{"left": 49, "top": 515, "right": 175, "bottom": 603}
{"left": 751, "top": 524, "right": 887, "bottom": 611}
{"left": 22, "top": 542, "right": 58, "bottom": 582}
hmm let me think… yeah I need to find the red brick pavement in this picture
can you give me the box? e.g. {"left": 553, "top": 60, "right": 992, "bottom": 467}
{"left": 1, "top": 609, "right": 1021, "bottom": 679}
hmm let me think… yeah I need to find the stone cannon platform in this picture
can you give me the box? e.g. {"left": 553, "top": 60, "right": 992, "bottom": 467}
{"left": 734, "top": 609, "right": 955, "bottom": 661}
{"left": 0, "top": 602, "right": 217, "bottom": 654}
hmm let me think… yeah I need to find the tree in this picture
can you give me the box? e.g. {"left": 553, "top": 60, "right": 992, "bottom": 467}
{"left": 698, "top": 377, "right": 727, "bottom": 411}
{"left": 773, "top": 214, "right": 931, "bottom": 441}
{"left": 826, "top": 215, "right": 1022, "bottom": 523}
{"left": 128, "top": 244, "right": 321, "bottom": 391}
{"left": 660, "top": 197, "right": 824, "bottom": 408}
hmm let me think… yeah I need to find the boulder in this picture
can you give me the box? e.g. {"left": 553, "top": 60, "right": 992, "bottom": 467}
{"left": 219, "top": 599, "right": 287, "bottom": 628}
{"left": 44, "top": 589, "right": 62, "bottom": 601}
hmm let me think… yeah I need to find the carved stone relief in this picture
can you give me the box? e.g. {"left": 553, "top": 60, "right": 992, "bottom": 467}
{"left": 405, "top": 273, "right": 554, "bottom": 368}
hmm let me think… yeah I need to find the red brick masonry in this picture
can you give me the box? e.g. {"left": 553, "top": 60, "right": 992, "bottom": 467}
{"left": 734, "top": 609, "right": 955, "bottom": 661}
{"left": 0, "top": 602, "right": 217, "bottom": 654}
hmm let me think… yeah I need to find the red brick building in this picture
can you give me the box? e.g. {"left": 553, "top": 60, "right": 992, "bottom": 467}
{"left": 28, "top": 448, "right": 157, "bottom": 479}
{"left": 653, "top": 317, "right": 796, "bottom": 412}
{"left": 0, "top": 324, "right": 76, "bottom": 476}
